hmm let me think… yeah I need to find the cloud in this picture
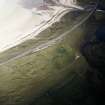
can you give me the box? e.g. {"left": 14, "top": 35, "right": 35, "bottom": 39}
{"left": 20, "top": 0, "right": 43, "bottom": 9}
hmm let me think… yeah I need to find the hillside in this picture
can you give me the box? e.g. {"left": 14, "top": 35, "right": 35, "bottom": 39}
{"left": 0, "top": 6, "right": 91, "bottom": 105}
{"left": 0, "top": 0, "right": 104, "bottom": 105}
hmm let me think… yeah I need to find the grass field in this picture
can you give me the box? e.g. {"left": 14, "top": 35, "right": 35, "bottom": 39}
{"left": 0, "top": 11, "right": 91, "bottom": 105}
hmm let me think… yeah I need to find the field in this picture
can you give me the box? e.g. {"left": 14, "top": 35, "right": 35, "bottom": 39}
{"left": 0, "top": 6, "right": 104, "bottom": 105}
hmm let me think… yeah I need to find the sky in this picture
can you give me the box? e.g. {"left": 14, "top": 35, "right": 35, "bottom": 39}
{"left": 0, "top": 0, "right": 78, "bottom": 52}
{"left": 0, "top": 0, "right": 43, "bottom": 52}
{"left": 20, "top": 0, "right": 43, "bottom": 9}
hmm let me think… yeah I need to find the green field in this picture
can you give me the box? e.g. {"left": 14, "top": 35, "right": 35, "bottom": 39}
{"left": 0, "top": 8, "right": 102, "bottom": 105}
